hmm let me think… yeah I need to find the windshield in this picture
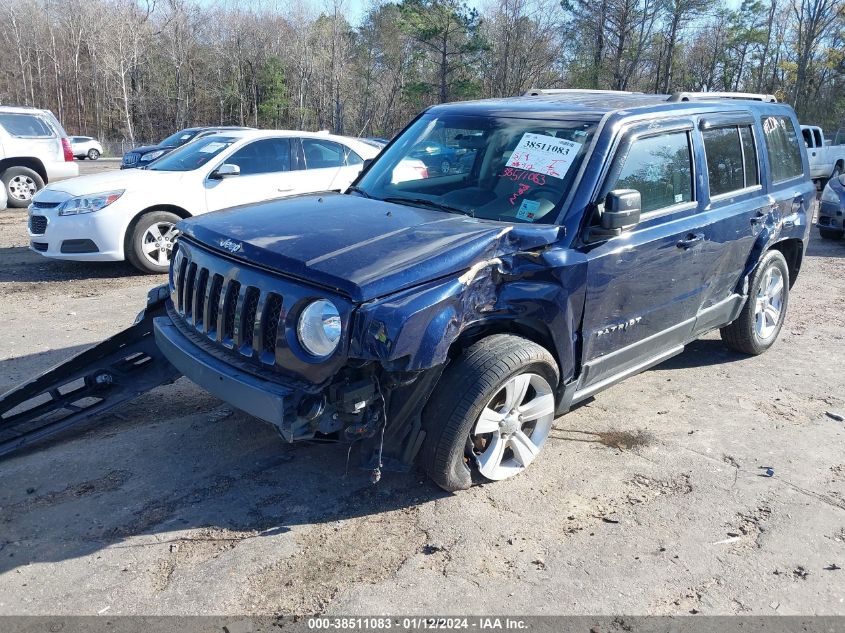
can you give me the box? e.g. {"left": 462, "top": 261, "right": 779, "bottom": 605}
{"left": 147, "top": 135, "right": 238, "bottom": 172}
{"left": 354, "top": 113, "right": 597, "bottom": 224}
{"left": 159, "top": 129, "right": 200, "bottom": 147}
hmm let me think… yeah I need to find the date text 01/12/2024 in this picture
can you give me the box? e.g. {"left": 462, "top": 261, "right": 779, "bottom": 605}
{"left": 306, "top": 617, "right": 529, "bottom": 630}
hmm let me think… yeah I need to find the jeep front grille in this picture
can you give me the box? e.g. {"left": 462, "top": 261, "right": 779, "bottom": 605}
{"left": 169, "top": 238, "right": 351, "bottom": 383}
{"left": 171, "top": 243, "right": 289, "bottom": 364}
{"left": 123, "top": 152, "right": 139, "bottom": 166}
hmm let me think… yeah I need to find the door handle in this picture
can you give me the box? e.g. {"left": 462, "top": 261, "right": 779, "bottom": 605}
{"left": 278, "top": 187, "right": 294, "bottom": 193}
{"left": 676, "top": 233, "right": 704, "bottom": 249}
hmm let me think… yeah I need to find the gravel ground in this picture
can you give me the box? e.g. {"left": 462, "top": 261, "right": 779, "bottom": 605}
{"left": 0, "top": 162, "right": 844, "bottom": 616}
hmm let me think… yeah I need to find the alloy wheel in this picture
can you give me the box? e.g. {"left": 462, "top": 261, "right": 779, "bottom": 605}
{"left": 8, "top": 175, "right": 36, "bottom": 202}
{"left": 140, "top": 221, "right": 179, "bottom": 267}
{"left": 471, "top": 372, "right": 555, "bottom": 481}
{"left": 754, "top": 266, "right": 784, "bottom": 340}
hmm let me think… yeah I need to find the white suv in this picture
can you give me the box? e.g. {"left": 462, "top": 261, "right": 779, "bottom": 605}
{"left": 0, "top": 106, "right": 79, "bottom": 208}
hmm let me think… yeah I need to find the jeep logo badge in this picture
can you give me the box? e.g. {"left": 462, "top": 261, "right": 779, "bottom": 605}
{"left": 219, "top": 238, "right": 243, "bottom": 254}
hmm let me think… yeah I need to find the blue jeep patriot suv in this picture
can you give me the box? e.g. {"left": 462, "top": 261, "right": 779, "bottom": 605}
{"left": 0, "top": 90, "right": 814, "bottom": 491}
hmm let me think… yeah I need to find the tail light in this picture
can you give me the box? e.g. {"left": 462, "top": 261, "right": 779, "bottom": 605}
{"left": 416, "top": 165, "right": 429, "bottom": 179}
{"left": 61, "top": 138, "right": 74, "bottom": 162}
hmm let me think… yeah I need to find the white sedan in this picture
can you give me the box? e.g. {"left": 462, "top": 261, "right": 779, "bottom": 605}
{"left": 27, "top": 130, "right": 379, "bottom": 273}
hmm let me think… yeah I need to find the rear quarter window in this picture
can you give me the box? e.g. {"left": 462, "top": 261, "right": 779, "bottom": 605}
{"left": 0, "top": 113, "right": 54, "bottom": 138}
{"left": 762, "top": 116, "right": 803, "bottom": 183}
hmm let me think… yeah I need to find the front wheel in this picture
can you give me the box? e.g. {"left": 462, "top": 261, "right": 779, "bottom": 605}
{"left": 720, "top": 250, "right": 789, "bottom": 355}
{"left": 125, "top": 210, "right": 181, "bottom": 274}
{"left": 87, "top": 148, "right": 100, "bottom": 160}
{"left": 421, "top": 334, "right": 559, "bottom": 492}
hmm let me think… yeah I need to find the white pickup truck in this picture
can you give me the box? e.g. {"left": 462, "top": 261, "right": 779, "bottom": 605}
{"left": 800, "top": 125, "right": 845, "bottom": 182}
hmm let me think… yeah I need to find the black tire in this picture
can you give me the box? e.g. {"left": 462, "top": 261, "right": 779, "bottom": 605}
{"left": 1, "top": 166, "right": 44, "bottom": 208}
{"left": 720, "top": 250, "right": 789, "bottom": 355}
{"left": 87, "top": 148, "right": 100, "bottom": 160}
{"left": 819, "top": 227, "right": 843, "bottom": 240}
{"left": 125, "top": 210, "right": 181, "bottom": 274}
{"left": 420, "top": 334, "right": 559, "bottom": 492}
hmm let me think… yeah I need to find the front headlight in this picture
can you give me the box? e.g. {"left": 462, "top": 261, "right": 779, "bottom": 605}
{"left": 297, "top": 299, "right": 341, "bottom": 358}
{"left": 821, "top": 185, "right": 841, "bottom": 205}
{"left": 57, "top": 190, "right": 124, "bottom": 216}
{"left": 140, "top": 150, "right": 165, "bottom": 162}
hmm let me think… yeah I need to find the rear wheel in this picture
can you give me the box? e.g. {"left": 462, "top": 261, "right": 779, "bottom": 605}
{"left": 125, "top": 210, "right": 180, "bottom": 274}
{"left": 720, "top": 250, "right": 789, "bottom": 355}
{"left": 421, "top": 334, "right": 559, "bottom": 492}
{"left": 819, "top": 227, "right": 843, "bottom": 240}
{"left": 1, "top": 166, "right": 44, "bottom": 208}
{"left": 87, "top": 148, "right": 100, "bottom": 160}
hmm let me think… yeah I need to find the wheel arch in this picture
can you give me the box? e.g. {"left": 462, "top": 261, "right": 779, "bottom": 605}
{"left": 768, "top": 237, "right": 803, "bottom": 288}
{"left": 0, "top": 157, "right": 48, "bottom": 183}
{"left": 448, "top": 318, "right": 564, "bottom": 383}
{"left": 122, "top": 205, "right": 192, "bottom": 256}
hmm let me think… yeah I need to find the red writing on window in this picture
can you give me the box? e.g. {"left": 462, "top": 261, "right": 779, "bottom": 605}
{"left": 509, "top": 183, "right": 531, "bottom": 206}
{"left": 499, "top": 168, "right": 546, "bottom": 185}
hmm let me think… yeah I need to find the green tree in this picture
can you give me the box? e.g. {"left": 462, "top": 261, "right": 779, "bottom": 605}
{"left": 399, "top": 0, "right": 488, "bottom": 103}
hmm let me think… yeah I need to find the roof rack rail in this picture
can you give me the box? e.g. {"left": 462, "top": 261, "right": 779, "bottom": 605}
{"left": 523, "top": 88, "right": 644, "bottom": 97}
{"left": 668, "top": 91, "right": 777, "bottom": 103}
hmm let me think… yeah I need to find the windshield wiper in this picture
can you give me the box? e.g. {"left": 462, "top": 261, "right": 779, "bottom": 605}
{"left": 382, "top": 196, "right": 474, "bottom": 217}
{"left": 347, "top": 186, "right": 371, "bottom": 199}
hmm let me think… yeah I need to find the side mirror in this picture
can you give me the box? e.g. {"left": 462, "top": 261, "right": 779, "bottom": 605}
{"left": 210, "top": 163, "right": 240, "bottom": 180}
{"left": 601, "top": 189, "right": 641, "bottom": 231}
{"left": 362, "top": 158, "right": 374, "bottom": 170}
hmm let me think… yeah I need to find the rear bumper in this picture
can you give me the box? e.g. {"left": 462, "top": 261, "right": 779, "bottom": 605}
{"left": 153, "top": 316, "right": 294, "bottom": 437}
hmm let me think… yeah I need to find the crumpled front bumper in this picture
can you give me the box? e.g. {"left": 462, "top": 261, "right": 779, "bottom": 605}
{"left": 153, "top": 316, "right": 297, "bottom": 439}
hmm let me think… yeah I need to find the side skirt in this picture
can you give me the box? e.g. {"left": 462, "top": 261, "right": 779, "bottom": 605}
{"left": 557, "top": 293, "right": 746, "bottom": 414}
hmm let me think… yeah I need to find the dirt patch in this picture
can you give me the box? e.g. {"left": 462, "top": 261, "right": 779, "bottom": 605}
{"left": 728, "top": 505, "right": 773, "bottom": 550}
{"left": 0, "top": 469, "right": 130, "bottom": 523}
{"left": 552, "top": 428, "right": 654, "bottom": 451}
{"left": 242, "top": 507, "right": 427, "bottom": 614}
{"left": 150, "top": 527, "right": 262, "bottom": 592}
{"left": 625, "top": 473, "right": 693, "bottom": 505}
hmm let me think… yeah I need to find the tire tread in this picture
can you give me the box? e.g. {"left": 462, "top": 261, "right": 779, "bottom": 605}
{"left": 421, "top": 334, "right": 558, "bottom": 491}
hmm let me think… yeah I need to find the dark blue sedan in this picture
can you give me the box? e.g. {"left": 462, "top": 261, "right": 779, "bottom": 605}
{"left": 120, "top": 126, "right": 252, "bottom": 169}
{"left": 818, "top": 174, "right": 845, "bottom": 240}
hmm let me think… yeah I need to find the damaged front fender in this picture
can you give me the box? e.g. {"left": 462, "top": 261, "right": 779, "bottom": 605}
{"left": 351, "top": 226, "right": 587, "bottom": 383}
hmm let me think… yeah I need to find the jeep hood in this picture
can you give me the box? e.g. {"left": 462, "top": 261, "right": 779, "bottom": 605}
{"left": 178, "top": 193, "right": 562, "bottom": 302}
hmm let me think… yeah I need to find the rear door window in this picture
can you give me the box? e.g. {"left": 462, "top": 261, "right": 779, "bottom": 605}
{"left": 613, "top": 131, "right": 693, "bottom": 213}
{"left": 762, "top": 116, "right": 803, "bottom": 183}
{"left": 302, "top": 139, "right": 346, "bottom": 169}
{"left": 0, "top": 113, "right": 54, "bottom": 138}
{"left": 703, "top": 125, "right": 759, "bottom": 196}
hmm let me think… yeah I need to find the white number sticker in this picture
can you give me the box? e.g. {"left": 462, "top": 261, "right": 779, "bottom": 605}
{"left": 506, "top": 133, "right": 582, "bottom": 179}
